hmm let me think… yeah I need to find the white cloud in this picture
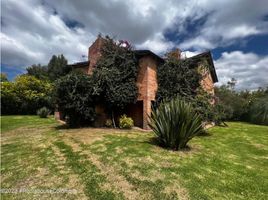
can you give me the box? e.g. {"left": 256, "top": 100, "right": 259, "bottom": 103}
{"left": 1, "top": 0, "right": 93, "bottom": 68}
{"left": 136, "top": 34, "right": 174, "bottom": 54}
{"left": 180, "top": 37, "right": 214, "bottom": 50}
{"left": 182, "top": 50, "right": 202, "bottom": 59}
{"left": 215, "top": 51, "right": 268, "bottom": 90}
{"left": 174, "top": 0, "right": 268, "bottom": 50}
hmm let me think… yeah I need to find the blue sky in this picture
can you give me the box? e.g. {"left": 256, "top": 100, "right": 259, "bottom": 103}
{"left": 1, "top": 0, "right": 268, "bottom": 90}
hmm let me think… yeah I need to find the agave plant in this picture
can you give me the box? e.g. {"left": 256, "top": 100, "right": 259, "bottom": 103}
{"left": 149, "top": 98, "right": 203, "bottom": 150}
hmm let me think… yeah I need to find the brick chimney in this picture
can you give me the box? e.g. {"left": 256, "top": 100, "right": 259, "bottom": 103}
{"left": 87, "top": 35, "right": 105, "bottom": 74}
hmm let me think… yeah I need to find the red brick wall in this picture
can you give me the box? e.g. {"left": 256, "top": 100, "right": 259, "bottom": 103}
{"left": 199, "top": 62, "right": 215, "bottom": 95}
{"left": 198, "top": 61, "right": 215, "bottom": 104}
{"left": 74, "top": 37, "right": 216, "bottom": 128}
{"left": 136, "top": 56, "right": 158, "bottom": 129}
{"left": 87, "top": 37, "right": 105, "bottom": 74}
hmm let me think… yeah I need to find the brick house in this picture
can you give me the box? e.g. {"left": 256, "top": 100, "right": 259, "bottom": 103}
{"left": 56, "top": 36, "right": 218, "bottom": 129}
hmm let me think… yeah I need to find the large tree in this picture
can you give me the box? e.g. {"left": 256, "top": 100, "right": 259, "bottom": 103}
{"left": 92, "top": 37, "right": 139, "bottom": 126}
{"left": 1, "top": 75, "right": 52, "bottom": 114}
{"left": 47, "top": 54, "right": 70, "bottom": 80}
{"left": 0, "top": 73, "right": 8, "bottom": 82}
{"left": 156, "top": 56, "right": 201, "bottom": 101}
{"left": 26, "top": 64, "right": 48, "bottom": 80}
{"left": 54, "top": 72, "right": 100, "bottom": 127}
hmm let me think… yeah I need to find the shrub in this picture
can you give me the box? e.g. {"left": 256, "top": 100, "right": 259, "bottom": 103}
{"left": 149, "top": 98, "right": 203, "bottom": 150}
{"left": 54, "top": 72, "right": 99, "bottom": 127}
{"left": 37, "top": 107, "right": 50, "bottom": 118}
{"left": 119, "top": 115, "right": 134, "bottom": 129}
{"left": 156, "top": 56, "right": 201, "bottom": 101}
{"left": 248, "top": 96, "right": 268, "bottom": 125}
{"left": 1, "top": 75, "right": 53, "bottom": 115}
{"left": 93, "top": 36, "right": 138, "bottom": 123}
{"left": 105, "top": 119, "right": 113, "bottom": 127}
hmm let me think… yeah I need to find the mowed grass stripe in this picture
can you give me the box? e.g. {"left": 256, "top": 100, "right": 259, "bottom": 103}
{"left": 1, "top": 116, "right": 268, "bottom": 199}
{"left": 54, "top": 141, "right": 124, "bottom": 200}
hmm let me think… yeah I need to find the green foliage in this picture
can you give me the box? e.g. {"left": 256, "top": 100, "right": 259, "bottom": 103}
{"left": 119, "top": 114, "right": 134, "bottom": 129}
{"left": 1, "top": 81, "right": 20, "bottom": 114}
{"left": 37, "top": 107, "right": 50, "bottom": 118}
{"left": 155, "top": 57, "right": 215, "bottom": 124}
{"left": 215, "top": 82, "right": 268, "bottom": 125}
{"left": 26, "top": 55, "right": 70, "bottom": 81}
{"left": 156, "top": 56, "right": 223, "bottom": 124}
{"left": 105, "top": 119, "right": 113, "bottom": 127}
{"left": 1, "top": 75, "right": 53, "bottom": 115}
{"left": 26, "top": 64, "right": 48, "bottom": 80}
{"left": 52, "top": 36, "right": 138, "bottom": 127}
{"left": 215, "top": 85, "right": 249, "bottom": 121}
{"left": 1, "top": 73, "right": 8, "bottom": 82}
{"left": 47, "top": 54, "right": 70, "bottom": 81}
{"left": 93, "top": 36, "right": 138, "bottom": 111}
{"left": 149, "top": 98, "right": 203, "bottom": 150}
{"left": 54, "top": 72, "right": 99, "bottom": 127}
{"left": 156, "top": 57, "right": 201, "bottom": 101}
{"left": 248, "top": 96, "right": 268, "bottom": 125}
{"left": 189, "top": 89, "right": 215, "bottom": 121}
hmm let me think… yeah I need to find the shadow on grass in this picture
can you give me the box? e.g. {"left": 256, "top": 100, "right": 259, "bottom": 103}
{"left": 144, "top": 137, "right": 192, "bottom": 152}
{"left": 54, "top": 124, "right": 70, "bottom": 130}
{"left": 197, "top": 130, "right": 212, "bottom": 137}
{"left": 54, "top": 123, "right": 96, "bottom": 130}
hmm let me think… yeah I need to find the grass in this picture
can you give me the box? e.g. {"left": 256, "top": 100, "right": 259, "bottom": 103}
{"left": 1, "top": 116, "right": 268, "bottom": 199}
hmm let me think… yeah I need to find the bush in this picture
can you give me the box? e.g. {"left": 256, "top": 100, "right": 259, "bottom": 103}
{"left": 105, "top": 119, "right": 113, "bottom": 127}
{"left": 1, "top": 75, "right": 53, "bottom": 115}
{"left": 156, "top": 56, "right": 201, "bottom": 101}
{"left": 248, "top": 96, "right": 268, "bottom": 125}
{"left": 37, "top": 107, "right": 50, "bottom": 118}
{"left": 149, "top": 98, "right": 203, "bottom": 150}
{"left": 54, "top": 72, "right": 99, "bottom": 127}
{"left": 119, "top": 114, "right": 134, "bottom": 129}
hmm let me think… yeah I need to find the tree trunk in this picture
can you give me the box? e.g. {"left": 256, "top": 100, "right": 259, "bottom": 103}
{"left": 111, "top": 110, "right": 116, "bottom": 128}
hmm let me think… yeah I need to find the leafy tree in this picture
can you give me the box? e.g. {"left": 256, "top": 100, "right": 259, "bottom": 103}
{"left": 1, "top": 75, "right": 52, "bottom": 114}
{"left": 248, "top": 95, "right": 268, "bottom": 125}
{"left": 1, "top": 81, "right": 20, "bottom": 114}
{"left": 54, "top": 72, "right": 100, "bottom": 127}
{"left": 14, "top": 75, "right": 53, "bottom": 114}
{"left": 215, "top": 85, "right": 248, "bottom": 121}
{"left": 47, "top": 54, "right": 70, "bottom": 80}
{"left": 189, "top": 89, "right": 216, "bottom": 122}
{"left": 26, "top": 64, "right": 48, "bottom": 80}
{"left": 93, "top": 36, "right": 139, "bottom": 126}
{"left": 0, "top": 73, "right": 8, "bottom": 82}
{"left": 214, "top": 81, "right": 268, "bottom": 123}
{"left": 156, "top": 56, "right": 201, "bottom": 102}
{"left": 155, "top": 55, "right": 220, "bottom": 123}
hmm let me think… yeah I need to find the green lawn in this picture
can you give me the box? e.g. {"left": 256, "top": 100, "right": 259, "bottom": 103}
{"left": 1, "top": 116, "right": 268, "bottom": 199}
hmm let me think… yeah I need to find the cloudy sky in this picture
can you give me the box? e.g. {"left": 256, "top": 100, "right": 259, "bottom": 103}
{"left": 1, "top": 0, "right": 268, "bottom": 90}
